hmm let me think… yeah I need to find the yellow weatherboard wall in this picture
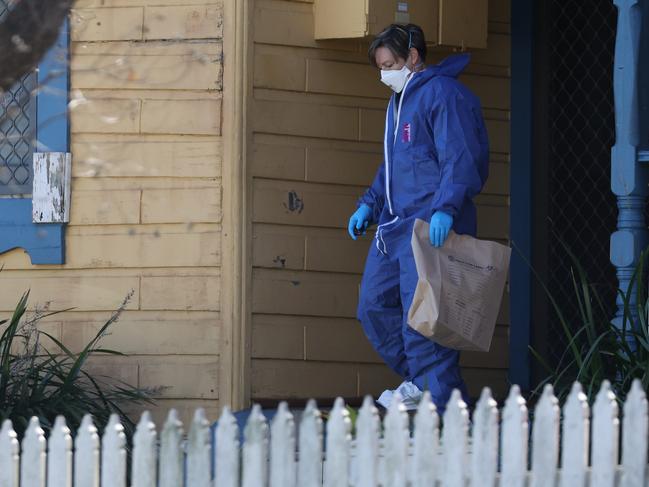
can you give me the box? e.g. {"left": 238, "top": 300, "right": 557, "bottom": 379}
{"left": 0, "top": 0, "right": 224, "bottom": 425}
{"left": 0, "top": 0, "right": 511, "bottom": 413}
{"left": 250, "top": 0, "right": 511, "bottom": 401}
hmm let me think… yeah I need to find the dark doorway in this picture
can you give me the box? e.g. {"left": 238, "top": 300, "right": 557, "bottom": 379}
{"left": 531, "top": 1, "right": 619, "bottom": 380}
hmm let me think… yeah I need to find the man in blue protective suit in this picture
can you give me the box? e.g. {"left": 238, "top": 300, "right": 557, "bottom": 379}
{"left": 348, "top": 24, "right": 489, "bottom": 413}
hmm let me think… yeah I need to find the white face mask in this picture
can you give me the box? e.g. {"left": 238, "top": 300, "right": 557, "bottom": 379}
{"left": 380, "top": 64, "right": 412, "bottom": 93}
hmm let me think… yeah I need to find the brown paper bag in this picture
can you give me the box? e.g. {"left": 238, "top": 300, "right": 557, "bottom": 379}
{"left": 407, "top": 219, "right": 511, "bottom": 352}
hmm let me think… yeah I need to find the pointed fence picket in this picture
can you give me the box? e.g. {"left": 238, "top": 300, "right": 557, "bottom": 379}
{"left": 186, "top": 409, "right": 211, "bottom": 487}
{"left": 215, "top": 407, "right": 240, "bottom": 487}
{"left": 323, "top": 397, "right": 351, "bottom": 487}
{"left": 0, "top": 420, "right": 19, "bottom": 487}
{"left": 47, "top": 417, "right": 72, "bottom": 487}
{"left": 297, "top": 400, "right": 323, "bottom": 487}
{"left": 132, "top": 412, "right": 156, "bottom": 487}
{"left": 530, "top": 384, "right": 560, "bottom": 487}
{"left": 158, "top": 409, "right": 184, "bottom": 487}
{"left": 1, "top": 381, "right": 649, "bottom": 486}
{"left": 355, "top": 396, "right": 380, "bottom": 487}
{"left": 560, "top": 382, "right": 590, "bottom": 487}
{"left": 269, "top": 402, "right": 296, "bottom": 487}
{"left": 73, "top": 415, "right": 99, "bottom": 487}
{"left": 383, "top": 395, "right": 410, "bottom": 487}
{"left": 411, "top": 392, "right": 439, "bottom": 487}
{"left": 470, "top": 388, "right": 498, "bottom": 487}
{"left": 21, "top": 417, "right": 45, "bottom": 487}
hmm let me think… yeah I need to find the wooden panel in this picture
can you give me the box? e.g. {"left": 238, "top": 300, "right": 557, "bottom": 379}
{"left": 71, "top": 97, "right": 141, "bottom": 134}
{"left": 251, "top": 142, "right": 306, "bottom": 181}
{"left": 70, "top": 190, "right": 141, "bottom": 225}
{"left": 254, "top": 223, "right": 370, "bottom": 274}
{"left": 143, "top": 5, "right": 223, "bottom": 40}
{"left": 306, "top": 59, "right": 386, "bottom": 99}
{"left": 254, "top": 0, "right": 355, "bottom": 50}
{"left": 305, "top": 318, "right": 382, "bottom": 363}
{"left": 141, "top": 274, "right": 220, "bottom": 311}
{"left": 141, "top": 98, "right": 221, "bottom": 135}
{"left": 71, "top": 7, "right": 144, "bottom": 42}
{"left": 141, "top": 188, "right": 222, "bottom": 223}
{"left": 305, "top": 231, "right": 370, "bottom": 274}
{"left": 72, "top": 42, "right": 223, "bottom": 91}
{"left": 138, "top": 355, "right": 219, "bottom": 399}
{"left": 463, "top": 368, "right": 509, "bottom": 399}
{"left": 65, "top": 228, "right": 221, "bottom": 268}
{"left": 489, "top": 0, "right": 511, "bottom": 24}
{"left": 252, "top": 358, "right": 508, "bottom": 400}
{"left": 477, "top": 205, "right": 510, "bottom": 240}
{"left": 251, "top": 314, "right": 305, "bottom": 360}
{"left": 253, "top": 99, "right": 359, "bottom": 140}
{"left": 359, "top": 107, "right": 386, "bottom": 143}
{"left": 486, "top": 119, "right": 510, "bottom": 154}
{"left": 313, "top": 0, "right": 367, "bottom": 39}
{"left": 72, "top": 135, "right": 222, "bottom": 178}
{"left": 251, "top": 134, "right": 382, "bottom": 186}
{"left": 87, "top": 355, "right": 219, "bottom": 399}
{"left": 59, "top": 311, "right": 220, "bottom": 355}
{"left": 254, "top": 51, "right": 307, "bottom": 92}
{"left": 251, "top": 359, "right": 361, "bottom": 399}
{"left": 252, "top": 224, "right": 306, "bottom": 271}
{"left": 252, "top": 269, "right": 360, "bottom": 318}
{"left": 252, "top": 179, "right": 358, "bottom": 229}
{"left": 356, "top": 363, "right": 403, "bottom": 396}
{"left": 306, "top": 146, "right": 380, "bottom": 186}
{"left": 439, "top": 0, "right": 489, "bottom": 49}
{"left": 0, "top": 275, "right": 140, "bottom": 311}
{"left": 484, "top": 161, "right": 509, "bottom": 195}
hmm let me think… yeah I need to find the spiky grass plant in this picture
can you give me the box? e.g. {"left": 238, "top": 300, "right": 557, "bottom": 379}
{"left": 0, "top": 289, "right": 153, "bottom": 438}
{"left": 531, "top": 245, "right": 649, "bottom": 405}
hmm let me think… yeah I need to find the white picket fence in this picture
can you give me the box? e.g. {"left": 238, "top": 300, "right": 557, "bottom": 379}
{"left": 1, "top": 380, "right": 647, "bottom": 486}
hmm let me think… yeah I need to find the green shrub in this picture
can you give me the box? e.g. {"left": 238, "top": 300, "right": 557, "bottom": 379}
{"left": 0, "top": 289, "right": 154, "bottom": 437}
{"left": 530, "top": 244, "right": 649, "bottom": 404}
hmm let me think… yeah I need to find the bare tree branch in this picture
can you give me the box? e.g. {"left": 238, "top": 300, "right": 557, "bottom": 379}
{"left": 0, "top": 0, "right": 73, "bottom": 92}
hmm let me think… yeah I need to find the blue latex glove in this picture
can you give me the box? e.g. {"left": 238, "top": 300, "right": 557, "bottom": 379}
{"left": 429, "top": 211, "right": 453, "bottom": 247}
{"left": 348, "top": 204, "right": 372, "bottom": 240}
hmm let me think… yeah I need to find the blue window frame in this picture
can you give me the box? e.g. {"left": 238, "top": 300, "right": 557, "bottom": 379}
{"left": 0, "top": 17, "right": 70, "bottom": 265}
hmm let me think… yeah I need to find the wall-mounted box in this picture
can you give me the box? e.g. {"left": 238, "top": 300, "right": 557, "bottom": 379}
{"left": 314, "top": 0, "right": 488, "bottom": 49}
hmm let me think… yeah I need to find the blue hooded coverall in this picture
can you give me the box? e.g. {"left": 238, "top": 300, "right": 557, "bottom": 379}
{"left": 357, "top": 54, "right": 489, "bottom": 411}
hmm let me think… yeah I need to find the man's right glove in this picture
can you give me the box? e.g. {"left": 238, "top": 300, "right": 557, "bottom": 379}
{"left": 348, "top": 204, "right": 372, "bottom": 240}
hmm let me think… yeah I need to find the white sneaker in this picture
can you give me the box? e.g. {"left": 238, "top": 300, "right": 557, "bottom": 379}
{"left": 377, "top": 381, "right": 423, "bottom": 411}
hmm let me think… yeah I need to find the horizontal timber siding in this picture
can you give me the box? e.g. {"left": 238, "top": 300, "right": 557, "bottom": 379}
{"left": 0, "top": 0, "right": 224, "bottom": 425}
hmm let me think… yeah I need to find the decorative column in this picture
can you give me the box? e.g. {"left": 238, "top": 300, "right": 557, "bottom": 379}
{"left": 610, "top": 0, "right": 648, "bottom": 333}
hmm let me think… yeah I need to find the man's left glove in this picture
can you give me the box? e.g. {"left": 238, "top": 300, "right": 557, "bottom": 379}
{"left": 429, "top": 211, "right": 453, "bottom": 247}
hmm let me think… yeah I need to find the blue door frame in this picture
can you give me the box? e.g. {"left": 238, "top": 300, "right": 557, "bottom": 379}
{"left": 510, "top": 0, "right": 649, "bottom": 389}
{"left": 509, "top": 1, "right": 535, "bottom": 390}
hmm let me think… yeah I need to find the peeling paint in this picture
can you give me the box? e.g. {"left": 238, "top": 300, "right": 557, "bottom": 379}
{"left": 32, "top": 152, "right": 72, "bottom": 224}
{"left": 283, "top": 191, "right": 304, "bottom": 214}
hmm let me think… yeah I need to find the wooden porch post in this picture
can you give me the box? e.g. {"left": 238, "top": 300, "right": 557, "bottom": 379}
{"left": 610, "top": 0, "right": 648, "bottom": 332}
{"left": 221, "top": 0, "right": 253, "bottom": 410}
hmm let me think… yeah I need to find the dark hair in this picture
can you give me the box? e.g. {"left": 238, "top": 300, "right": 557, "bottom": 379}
{"left": 368, "top": 24, "right": 427, "bottom": 68}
